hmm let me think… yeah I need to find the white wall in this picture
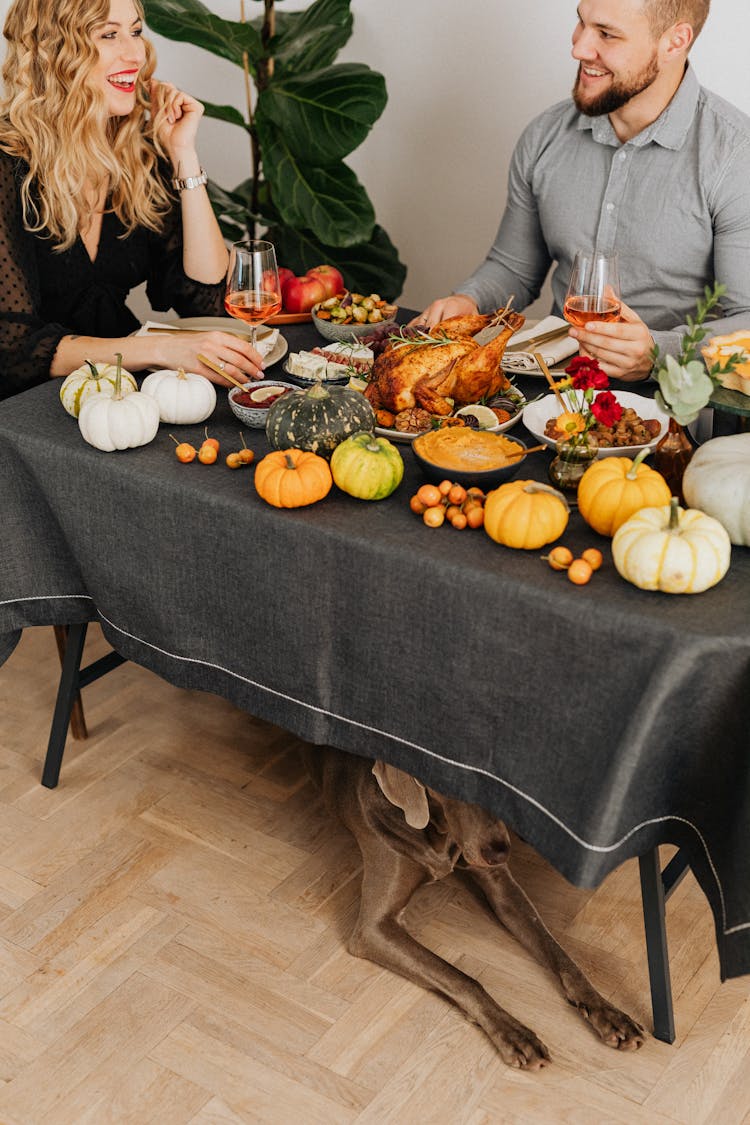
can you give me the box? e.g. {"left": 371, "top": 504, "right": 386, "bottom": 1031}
{"left": 2, "top": 0, "right": 749, "bottom": 318}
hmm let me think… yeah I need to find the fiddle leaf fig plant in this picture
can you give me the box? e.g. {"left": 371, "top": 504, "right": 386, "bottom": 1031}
{"left": 143, "top": 0, "right": 406, "bottom": 299}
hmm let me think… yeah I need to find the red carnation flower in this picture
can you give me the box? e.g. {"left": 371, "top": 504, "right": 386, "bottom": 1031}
{"left": 590, "top": 390, "right": 623, "bottom": 428}
{"left": 565, "top": 355, "right": 609, "bottom": 391}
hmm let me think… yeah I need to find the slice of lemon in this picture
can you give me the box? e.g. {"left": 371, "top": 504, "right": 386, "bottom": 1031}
{"left": 455, "top": 404, "right": 501, "bottom": 430}
{"left": 348, "top": 376, "right": 368, "bottom": 393}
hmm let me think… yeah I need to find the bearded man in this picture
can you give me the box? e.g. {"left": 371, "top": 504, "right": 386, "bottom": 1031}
{"left": 418, "top": 0, "right": 750, "bottom": 382}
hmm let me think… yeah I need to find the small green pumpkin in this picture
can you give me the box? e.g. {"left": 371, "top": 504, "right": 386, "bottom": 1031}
{"left": 265, "top": 382, "right": 375, "bottom": 458}
{"left": 331, "top": 431, "right": 404, "bottom": 500}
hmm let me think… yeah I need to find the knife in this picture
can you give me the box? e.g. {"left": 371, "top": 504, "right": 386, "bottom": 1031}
{"left": 505, "top": 326, "right": 571, "bottom": 353}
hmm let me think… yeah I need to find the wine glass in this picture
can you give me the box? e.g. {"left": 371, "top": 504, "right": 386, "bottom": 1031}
{"left": 563, "top": 250, "right": 621, "bottom": 328}
{"left": 224, "top": 240, "right": 283, "bottom": 351}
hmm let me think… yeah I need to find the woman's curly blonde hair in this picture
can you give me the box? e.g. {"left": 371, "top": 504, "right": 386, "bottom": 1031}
{"left": 0, "top": 0, "right": 173, "bottom": 250}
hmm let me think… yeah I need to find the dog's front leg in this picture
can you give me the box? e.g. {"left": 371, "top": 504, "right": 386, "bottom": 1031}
{"left": 470, "top": 865, "right": 644, "bottom": 1051}
{"left": 349, "top": 841, "right": 550, "bottom": 1069}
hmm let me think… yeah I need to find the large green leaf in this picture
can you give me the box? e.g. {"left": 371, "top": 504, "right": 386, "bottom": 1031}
{"left": 143, "top": 0, "right": 263, "bottom": 70}
{"left": 271, "top": 0, "right": 353, "bottom": 75}
{"left": 202, "top": 101, "right": 249, "bottom": 130}
{"left": 265, "top": 223, "right": 407, "bottom": 302}
{"left": 258, "top": 121, "right": 374, "bottom": 247}
{"left": 257, "top": 64, "right": 386, "bottom": 164}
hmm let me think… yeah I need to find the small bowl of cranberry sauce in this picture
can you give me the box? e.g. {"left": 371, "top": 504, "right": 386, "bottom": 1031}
{"left": 228, "top": 381, "right": 296, "bottom": 428}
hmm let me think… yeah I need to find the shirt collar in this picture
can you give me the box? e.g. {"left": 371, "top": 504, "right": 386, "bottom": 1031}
{"left": 575, "top": 64, "right": 700, "bottom": 149}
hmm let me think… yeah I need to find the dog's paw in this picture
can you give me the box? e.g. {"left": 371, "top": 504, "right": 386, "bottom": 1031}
{"left": 489, "top": 1018, "right": 551, "bottom": 1070}
{"left": 576, "top": 1000, "right": 646, "bottom": 1051}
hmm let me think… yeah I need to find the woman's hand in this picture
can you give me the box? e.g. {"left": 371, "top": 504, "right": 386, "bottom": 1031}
{"left": 568, "top": 301, "right": 654, "bottom": 382}
{"left": 410, "top": 293, "right": 479, "bottom": 328}
{"left": 150, "top": 79, "right": 203, "bottom": 164}
{"left": 158, "top": 330, "right": 266, "bottom": 386}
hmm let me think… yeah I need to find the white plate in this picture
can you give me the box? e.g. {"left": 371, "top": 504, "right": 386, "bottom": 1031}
{"left": 522, "top": 391, "right": 669, "bottom": 458}
{"left": 375, "top": 403, "right": 524, "bottom": 444}
{"left": 150, "top": 317, "right": 288, "bottom": 368}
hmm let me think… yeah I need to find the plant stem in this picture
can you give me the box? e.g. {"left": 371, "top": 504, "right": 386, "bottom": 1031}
{"left": 240, "top": 0, "right": 258, "bottom": 237}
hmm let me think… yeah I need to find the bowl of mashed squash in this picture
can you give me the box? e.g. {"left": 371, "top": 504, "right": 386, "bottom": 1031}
{"left": 411, "top": 427, "right": 528, "bottom": 487}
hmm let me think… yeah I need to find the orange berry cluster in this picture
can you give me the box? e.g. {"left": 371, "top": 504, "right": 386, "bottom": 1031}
{"left": 169, "top": 429, "right": 254, "bottom": 469}
{"left": 542, "top": 545, "right": 603, "bottom": 586}
{"left": 409, "top": 480, "right": 486, "bottom": 530}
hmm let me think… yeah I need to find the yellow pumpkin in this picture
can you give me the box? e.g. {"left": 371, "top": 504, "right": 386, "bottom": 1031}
{"left": 483, "top": 480, "right": 569, "bottom": 549}
{"left": 612, "top": 498, "right": 731, "bottom": 594}
{"left": 577, "top": 453, "right": 671, "bottom": 537}
{"left": 254, "top": 448, "right": 332, "bottom": 508}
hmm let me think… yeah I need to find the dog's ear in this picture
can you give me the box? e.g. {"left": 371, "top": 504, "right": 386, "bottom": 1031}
{"left": 372, "top": 762, "right": 430, "bottom": 829}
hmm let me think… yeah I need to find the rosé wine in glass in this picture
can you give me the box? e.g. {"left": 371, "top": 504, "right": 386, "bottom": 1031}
{"left": 563, "top": 251, "right": 621, "bottom": 329}
{"left": 225, "top": 241, "right": 282, "bottom": 349}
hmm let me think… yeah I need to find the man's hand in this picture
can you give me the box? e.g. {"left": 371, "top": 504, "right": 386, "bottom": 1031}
{"left": 410, "top": 293, "right": 479, "bottom": 328}
{"left": 568, "top": 300, "right": 654, "bottom": 382}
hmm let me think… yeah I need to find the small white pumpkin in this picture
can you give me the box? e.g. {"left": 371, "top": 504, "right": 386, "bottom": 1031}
{"left": 59, "top": 359, "right": 137, "bottom": 418}
{"left": 612, "top": 497, "right": 731, "bottom": 594}
{"left": 140, "top": 367, "right": 216, "bottom": 424}
{"left": 78, "top": 354, "right": 159, "bottom": 452}
{"left": 682, "top": 433, "right": 750, "bottom": 547}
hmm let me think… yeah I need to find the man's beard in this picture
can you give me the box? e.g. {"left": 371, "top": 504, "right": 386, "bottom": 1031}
{"left": 572, "top": 53, "right": 659, "bottom": 116}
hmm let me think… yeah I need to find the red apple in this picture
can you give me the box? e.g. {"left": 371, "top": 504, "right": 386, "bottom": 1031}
{"left": 281, "top": 273, "right": 327, "bottom": 313}
{"left": 306, "top": 264, "right": 345, "bottom": 300}
{"left": 278, "top": 267, "right": 295, "bottom": 292}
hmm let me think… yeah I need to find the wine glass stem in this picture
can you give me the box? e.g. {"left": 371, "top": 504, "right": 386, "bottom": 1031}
{"left": 250, "top": 326, "right": 257, "bottom": 351}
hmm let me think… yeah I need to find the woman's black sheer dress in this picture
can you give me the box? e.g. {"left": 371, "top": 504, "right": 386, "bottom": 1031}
{"left": 0, "top": 151, "right": 224, "bottom": 400}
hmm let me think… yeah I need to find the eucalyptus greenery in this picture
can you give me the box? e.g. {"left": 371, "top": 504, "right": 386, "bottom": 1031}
{"left": 144, "top": 0, "right": 406, "bottom": 299}
{"left": 652, "top": 282, "right": 740, "bottom": 425}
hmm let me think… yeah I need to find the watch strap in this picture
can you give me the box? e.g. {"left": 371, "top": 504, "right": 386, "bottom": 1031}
{"left": 172, "top": 168, "right": 208, "bottom": 192}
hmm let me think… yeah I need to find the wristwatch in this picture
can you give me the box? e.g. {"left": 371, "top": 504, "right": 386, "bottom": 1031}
{"left": 171, "top": 168, "right": 208, "bottom": 192}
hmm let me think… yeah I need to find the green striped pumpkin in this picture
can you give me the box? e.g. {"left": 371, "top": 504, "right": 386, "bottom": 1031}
{"left": 60, "top": 360, "right": 137, "bottom": 418}
{"left": 265, "top": 382, "right": 375, "bottom": 459}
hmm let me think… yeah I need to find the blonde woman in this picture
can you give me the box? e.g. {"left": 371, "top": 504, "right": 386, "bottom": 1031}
{"left": 0, "top": 0, "right": 264, "bottom": 399}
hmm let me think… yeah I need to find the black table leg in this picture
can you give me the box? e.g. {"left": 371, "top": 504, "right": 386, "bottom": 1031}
{"left": 639, "top": 847, "right": 676, "bottom": 1043}
{"left": 42, "top": 621, "right": 88, "bottom": 789}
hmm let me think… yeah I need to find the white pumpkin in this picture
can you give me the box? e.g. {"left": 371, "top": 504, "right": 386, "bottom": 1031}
{"left": 612, "top": 498, "right": 731, "bottom": 594}
{"left": 78, "top": 356, "right": 159, "bottom": 451}
{"left": 682, "top": 433, "right": 750, "bottom": 547}
{"left": 59, "top": 359, "right": 137, "bottom": 418}
{"left": 140, "top": 367, "right": 216, "bottom": 424}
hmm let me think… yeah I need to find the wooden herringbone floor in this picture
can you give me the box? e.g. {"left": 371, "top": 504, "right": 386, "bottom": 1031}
{"left": 0, "top": 625, "right": 749, "bottom": 1124}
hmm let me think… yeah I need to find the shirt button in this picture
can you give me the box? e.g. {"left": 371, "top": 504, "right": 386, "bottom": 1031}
{"left": 606, "top": 202, "right": 615, "bottom": 211}
{"left": 619, "top": 151, "right": 627, "bottom": 161}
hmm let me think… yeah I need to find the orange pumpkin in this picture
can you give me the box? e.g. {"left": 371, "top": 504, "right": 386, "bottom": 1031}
{"left": 577, "top": 453, "right": 671, "bottom": 537}
{"left": 254, "top": 449, "right": 332, "bottom": 508}
{"left": 483, "top": 480, "right": 570, "bottom": 549}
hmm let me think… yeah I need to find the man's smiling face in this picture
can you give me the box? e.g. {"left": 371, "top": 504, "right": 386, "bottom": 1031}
{"left": 571, "top": 0, "right": 661, "bottom": 116}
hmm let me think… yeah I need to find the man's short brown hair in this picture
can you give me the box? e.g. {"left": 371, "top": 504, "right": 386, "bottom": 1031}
{"left": 643, "top": 0, "right": 710, "bottom": 42}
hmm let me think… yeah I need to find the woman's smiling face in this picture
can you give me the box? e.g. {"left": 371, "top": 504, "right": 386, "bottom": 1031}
{"left": 89, "top": 0, "right": 146, "bottom": 116}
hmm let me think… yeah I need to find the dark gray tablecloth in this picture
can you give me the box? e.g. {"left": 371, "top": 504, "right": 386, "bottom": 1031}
{"left": 1, "top": 322, "right": 749, "bottom": 980}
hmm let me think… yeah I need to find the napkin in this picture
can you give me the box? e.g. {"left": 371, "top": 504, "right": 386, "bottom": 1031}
{"left": 501, "top": 316, "right": 578, "bottom": 374}
{"left": 137, "top": 321, "right": 279, "bottom": 359}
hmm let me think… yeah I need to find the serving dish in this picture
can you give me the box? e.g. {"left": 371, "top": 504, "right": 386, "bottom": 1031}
{"left": 282, "top": 359, "right": 351, "bottom": 388}
{"left": 149, "top": 317, "right": 288, "bottom": 368}
{"left": 228, "top": 380, "right": 297, "bottom": 427}
{"left": 411, "top": 431, "right": 529, "bottom": 488}
{"left": 311, "top": 304, "right": 398, "bottom": 343}
{"left": 522, "top": 391, "right": 669, "bottom": 458}
{"left": 375, "top": 399, "right": 524, "bottom": 444}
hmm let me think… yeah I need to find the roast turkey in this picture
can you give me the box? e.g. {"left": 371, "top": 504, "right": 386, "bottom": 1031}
{"left": 364, "top": 307, "right": 525, "bottom": 416}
